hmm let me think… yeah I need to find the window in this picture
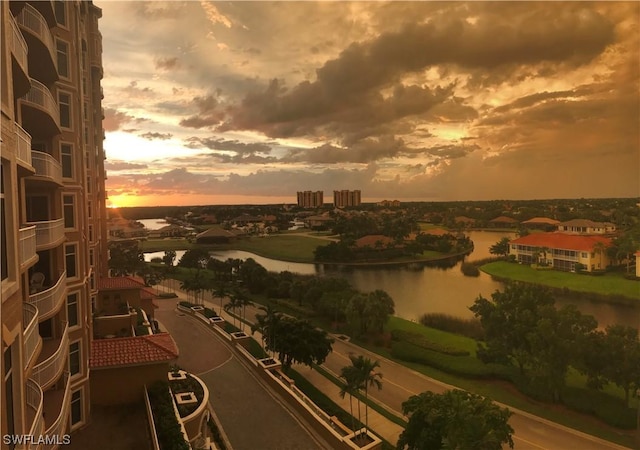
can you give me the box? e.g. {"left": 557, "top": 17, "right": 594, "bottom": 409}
{"left": 4, "top": 346, "right": 15, "bottom": 447}
{"left": 69, "top": 342, "right": 81, "bottom": 375}
{"left": 61, "top": 143, "right": 73, "bottom": 178}
{"left": 56, "top": 40, "right": 69, "bottom": 78}
{"left": 581, "top": 252, "right": 588, "bottom": 258}
{"left": 1, "top": 165, "right": 7, "bottom": 281}
{"left": 86, "top": 177, "right": 92, "bottom": 193}
{"left": 59, "top": 92, "right": 71, "bottom": 128}
{"left": 71, "top": 390, "right": 83, "bottom": 425}
{"left": 63, "top": 195, "right": 75, "bottom": 229}
{"left": 88, "top": 225, "right": 94, "bottom": 242}
{"left": 65, "top": 244, "right": 77, "bottom": 278}
{"left": 87, "top": 201, "right": 93, "bottom": 219}
{"left": 89, "top": 249, "right": 94, "bottom": 266}
{"left": 67, "top": 293, "right": 79, "bottom": 327}
{"left": 54, "top": 0, "right": 66, "bottom": 26}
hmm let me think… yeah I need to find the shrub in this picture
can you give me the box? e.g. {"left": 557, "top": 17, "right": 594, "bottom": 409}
{"left": 561, "top": 386, "right": 637, "bottom": 429}
{"left": 390, "top": 341, "right": 512, "bottom": 380}
{"left": 460, "top": 262, "right": 480, "bottom": 277}
{"left": 203, "top": 307, "right": 219, "bottom": 318}
{"left": 147, "top": 382, "right": 190, "bottom": 450}
{"left": 390, "top": 329, "right": 470, "bottom": 356}
{"left": 178, "top": 300, "right": 194, "bottom": 308}
{"left": 418, "top": 313, "right": 484, "bottom": 340}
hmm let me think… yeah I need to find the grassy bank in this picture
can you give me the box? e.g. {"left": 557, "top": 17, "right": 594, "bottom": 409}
{"left": 481, "top": 261, "right": 640, "bottom": 301}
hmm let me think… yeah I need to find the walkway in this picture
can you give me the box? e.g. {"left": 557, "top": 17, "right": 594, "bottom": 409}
{"left": 154, "top": 295, "right": 331, "bottom": 450}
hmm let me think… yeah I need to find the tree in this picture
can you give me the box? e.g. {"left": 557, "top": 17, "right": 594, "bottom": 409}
{"left": 346, "top": 293, "right": 368, "bottom": 335}
{"left": 251, "top": 305, "right": 282, "bottom": 357}
{"left": 177, "top": 248, "right": 210, "bottom": 269}
{"left": 469, "top": 282, "right": 555, "bottom": 376}
{"left": 162, "top": 250, "right": 177, "bottom": 270}
{"left": 603, "top": 325, "right": 640, "bottom": 406}
{"left": 364, "top": 290, "right": 395, "bottom": 334}
{"left": 272, "top": 317, "right": 333, "bottom": 371}
{"left": 339, "top": 362, "right": 361, "bottom": 433}
{"left": 223, "top": 294, "right": 243, "bottom": 329}
{"left": 108, "top": 240, "right": 145, "bottom": 276}
{"left": 397, "top": 390, "right": 514, "bottom": 450}
{"left": 348, "top": 355, "right": 383, "bottom": 436}
{"left": 489, "top": 237, "right": 510, "bottom": 258}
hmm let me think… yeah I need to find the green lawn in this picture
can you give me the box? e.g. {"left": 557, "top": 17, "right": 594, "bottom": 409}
{"left": 228, "top": 235, "right": 322, "bottom": 262}
{"left": 141, "top": 239, "right": 194, "bottom": 252}
{"left": 481, "top": 261, "right": 640, "bottom": 300}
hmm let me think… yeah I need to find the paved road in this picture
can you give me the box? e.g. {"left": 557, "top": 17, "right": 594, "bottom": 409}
{"left": 154, "top": 297, "right": 331, "bottom": 450}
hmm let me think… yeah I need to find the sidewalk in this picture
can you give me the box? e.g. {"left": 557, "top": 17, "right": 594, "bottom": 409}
{"left": 158, "top": 281, "right": 405, "bottom": 446}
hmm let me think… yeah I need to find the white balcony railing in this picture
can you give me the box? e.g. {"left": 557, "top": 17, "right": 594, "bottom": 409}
{"left": 19, "top": 225, "right": 37, "bottom": 269}
{"left": 21, "top": 78, "right": 60, "bottom": 128}
{"left": 43, "top": 373, "right": 71, "bottom": 450}
{"left": 31, "top": 150, "right": 62, "bottom": 185}
{"left": 9, "top": 12, "right": 28, "bottom": 76}
{"left": 15, "top": 124, "right": 33, "bottom": 168}
{"left": 28, "top": 271, "right": 67, "bottom": 321}
{"left": 16, "top": 4, "right": 57, "bottom": 66}
{"left": 25, "top": 218, "right": 65, "bottom": 250}
{"left": 32, "top": 322, "right": 69, "bottom": 391}
{"left": 25, "top": 378, "right": 45, "bottom": 447}
{"left": 23, "top": 303, "right": 41, "bottom": 370}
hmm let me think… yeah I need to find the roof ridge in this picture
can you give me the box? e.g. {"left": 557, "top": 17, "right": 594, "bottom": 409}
{"left": 143, "top": 333, "right": 179, "bottom": 358}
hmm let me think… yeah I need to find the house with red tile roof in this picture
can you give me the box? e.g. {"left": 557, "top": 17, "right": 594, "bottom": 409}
{"left": 90, "top": 333, "right": 179, "bottom": 405}
{"left": 354, "top": 235, "right": 396, "bottom": 249}
{"left": 489, "top": 216, "right": 519, "bottom": 228}
{"left": 521, "top": 217, "right": 561, "bottom": 231}
{"left": 557, "top": 219, "right": 616, "bottom": 235}
{"left": 509, "top": 232, "right": 612, "bottom": 272}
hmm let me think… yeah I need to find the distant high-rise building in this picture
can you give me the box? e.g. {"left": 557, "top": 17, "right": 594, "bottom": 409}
{"left": 297, "top": 190, "right": 324, "bottom": 208}
{"left": 1, "top": 0, "right": 107, "bottom": 439}
{"left": 333, "top": 190, "right": 361, "bottom": 208}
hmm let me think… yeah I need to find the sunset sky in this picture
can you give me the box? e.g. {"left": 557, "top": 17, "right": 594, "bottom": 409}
{"left": 97, "top": 1, "right": 639, "bottom": 208}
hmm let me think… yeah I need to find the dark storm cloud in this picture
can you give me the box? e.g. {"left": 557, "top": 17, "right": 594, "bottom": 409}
{"left": 220, "top": 5, "right": 614, "bottom": 140}
{"left": 140, "top": 132, "right": 173, "bottom": 141}
{"left": 185, "top": 137, "right": 273, "bottom": 155}
{"left": 180, "top": 94, "right": 225, "bottom": 129}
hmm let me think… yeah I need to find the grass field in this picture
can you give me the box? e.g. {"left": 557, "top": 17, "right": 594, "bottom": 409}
{"left": 228, "top": 235, "right": 322, "bottom": 262}
{"left": 481, "top": 261, "right": 640, "bottom": 300}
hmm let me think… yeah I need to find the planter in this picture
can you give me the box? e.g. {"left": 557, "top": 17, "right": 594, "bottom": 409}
{"left": 231, "top": 331, "right": 250, "bottom": 349}
{"left": 257, "top": 357, "right": 281, "bottom": 370}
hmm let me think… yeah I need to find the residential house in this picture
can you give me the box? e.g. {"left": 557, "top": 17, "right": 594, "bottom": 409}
{"left": 509, "top": 233, "right": 612, "bottom": 272}
{"left": 557, "top": 219, "right": 616, "bottom": 235}
{"left": 521, "top": 217, "right": 560, "bottom": 231}
{"left": 489, "top": 216, "right": 519, "bottom": 228}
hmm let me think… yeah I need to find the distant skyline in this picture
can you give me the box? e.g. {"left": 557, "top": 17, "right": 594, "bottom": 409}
{"left": 98, "top": 1, "right": 639, "bottom": 208}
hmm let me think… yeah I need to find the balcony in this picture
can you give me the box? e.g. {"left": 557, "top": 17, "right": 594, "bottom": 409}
{"left": 32, "top": 322, "right": 69, "bottom": 391}
{"left": 15, "top": 4, "right": 58, "bottom": 84}
{"left": 20, "top": 78, "right": 60, "bottom": 138}
{"left": 25, "top": 378, "right": 45, "bottom": 449}
{"left": 42, "top": 373, "right": 71, "bottom": 450}
{"left": 25, "top": 218, "right": 65, "bottom": 251}
{"left": 9, "top": 12, "right": 30, "bottom": 97}
{"left": 23, "top": 303, "right": 42, "bottom": 370}
{"left": 19, "top": 225, "right": 38, "bottom": 270}
{"left": 30, "top": 151, "right": 63, "bottom": 186}
{"left": 15, "top": 124, "right": 34, "bottom": 171}
{"left": 28, "top": 271, "right": 67, "bottom": 321}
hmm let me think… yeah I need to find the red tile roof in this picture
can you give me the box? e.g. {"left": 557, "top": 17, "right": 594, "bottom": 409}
{"left": 99, "top": 276, "right": 148, "bottom": 291}
{"left": 90, "top": 333, "right": 179, "bottom": 369}
{"left": 421, "top": 228, "right": 451, "bottom": 236}
{"left": 511, "top": 233, "right": 611, "bottom": 251}
{"left": 490, "top": 216, "right": 518, "bottom": 223}
{"left": 522, "top": 217, "right": 560, "bottom": 225}
{"left": 354, "top": 235, "right": 395, "bottom": 248}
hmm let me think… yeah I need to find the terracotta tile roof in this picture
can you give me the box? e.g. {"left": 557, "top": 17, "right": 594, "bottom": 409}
{"left": 558, "top": 219, "right": 614, "bottom": 227}
{"left": 490, "top": 216, "right": 518, "bottom": 223}
{"left": 522, "top": 217, "right": 560, "bottom": 225}
{"left": 511, "top": 233, "right": 612, "bottom": 251}
{"left": 90, "top": 333, "right": 179, "bottom": 369}
{"left": 99, "top": 276, "right": 148, "bottom": 291}
{"left": 422, "top": 228, "right": 451, "bottom": 236}
{"left": 354, "top": 235, "right": 395, "bottom": 248}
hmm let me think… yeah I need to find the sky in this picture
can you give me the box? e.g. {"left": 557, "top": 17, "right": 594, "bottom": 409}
{"left": 97, "top": 1, "right": 640, "bottom": 208}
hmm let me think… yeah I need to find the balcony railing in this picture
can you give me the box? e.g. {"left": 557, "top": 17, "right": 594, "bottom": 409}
{"left": 23, "top": 303, "right": 41, "bottom": 370}
{"left": 9, "top": 12, "right": 29, "bottom": 78}
{"left": 32, "top": 322, "right": 69, "bottom": 391}
{"left": 16, "top": 4, "right": 56, "bottom": 68}
{"left": 28, "top": 271, "right": 67, "bottom": 321}
{"left": 25, "top": 218, "right": 65, "bottom": 251}
{"left": 43, "top": 373, "right": 71, "bottom": 450}
{"left": 25, "top": 378, "right": 45, "bottom": 448}
{"left": 19, "top": 225, "right": 37, "bottom": 270}
{"left": 21, "top": 78, "right": 60, "bottom": 129}
{"left": 15, "top": 124, "right": 33, "bottom": 169}
{"left": 31, "top": 150, "right": 62, "bottom": 185}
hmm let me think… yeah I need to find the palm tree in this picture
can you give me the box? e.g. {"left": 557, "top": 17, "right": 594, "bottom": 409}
{"left": 223, "top": 294, "right": 243, "bottom": 329}
{"left": 212, "top": 280, "right": 228, "bottom": 314}
{"left": 251, "top": 305, "right": 281, "bottom": 357}
{"left": 339, "top": 363, "right": 361, "bottom": 433}
{"left": 349, "top": 354, "right": 383, "bottom": 437}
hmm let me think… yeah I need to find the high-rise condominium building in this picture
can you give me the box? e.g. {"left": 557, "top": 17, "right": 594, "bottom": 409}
{"left": 333, "top": 190, "right": 361, "bottom": 208}
{"left": 1, "top": 0, "right": 107, "bottom": 444}
{"left": 297, "top": 190, "right": 324, "bottom": 208}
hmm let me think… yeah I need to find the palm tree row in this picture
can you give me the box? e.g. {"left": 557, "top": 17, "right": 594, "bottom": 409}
{"left": 339, "top": 354, "right": 383, "bottom": 439}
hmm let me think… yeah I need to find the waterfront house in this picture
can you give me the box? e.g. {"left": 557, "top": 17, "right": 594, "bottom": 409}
{"left": 509, "top": 233, "right": 612, "bottom": 272}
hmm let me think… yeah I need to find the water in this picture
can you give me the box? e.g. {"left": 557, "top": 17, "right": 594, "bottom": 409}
{"left": 144, "top": 230, "right": 639, "bottom": 329}
{"left": 138, "top": 218, "right": 170, "bottom": 230}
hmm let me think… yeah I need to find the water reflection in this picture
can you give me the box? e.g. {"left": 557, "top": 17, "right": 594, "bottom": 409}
{"left": 143, "top": 230, "right": 638, "bottom": 329}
